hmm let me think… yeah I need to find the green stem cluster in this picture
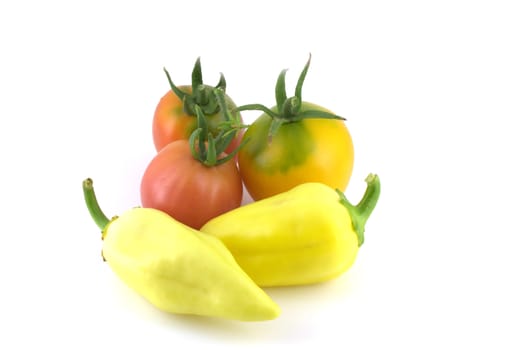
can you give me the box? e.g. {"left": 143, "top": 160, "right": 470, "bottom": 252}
{"left": 190, "top": 89, "right": 248, "bottom": 167}
{"left": 164, "top": 57, "right": 226, "bottom": 116}
{"left": 237, "top": 54, "right": 345, "bottom": 139}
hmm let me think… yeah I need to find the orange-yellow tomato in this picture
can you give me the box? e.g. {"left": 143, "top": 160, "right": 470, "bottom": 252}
{"left": 238, "top": 102, "right": 354, "bottom": 201}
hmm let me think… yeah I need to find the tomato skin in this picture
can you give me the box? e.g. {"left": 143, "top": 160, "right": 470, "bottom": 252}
{"left": 152, "top": 86, "right": 243, "bottom": 153}
{"left": 238, "top": 102, "right": 354, "bottom": 201}
{"left": 140, "top": 140, "right": 243, "bottom": 229}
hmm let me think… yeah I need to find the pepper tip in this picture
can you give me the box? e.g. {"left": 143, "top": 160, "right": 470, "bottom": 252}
{"left": 83, "top": 178, "right": 93, "bottom": 189}
{"left": 365, "top": 173, "right": 378, "bottom": 184}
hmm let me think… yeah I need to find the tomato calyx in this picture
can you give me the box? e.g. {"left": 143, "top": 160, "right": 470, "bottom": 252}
{"left": 163, "top": 57, "right": 226, "bottom": 116}
{"left": 189, "top": 90, "right": 248, "bottom": 167}
{"left": 237, "top": 54, "right": 346, "bottom": 140}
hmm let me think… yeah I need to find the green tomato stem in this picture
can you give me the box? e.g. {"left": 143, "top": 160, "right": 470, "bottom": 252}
{"left": 292, "top": 110, "right": 346, "bottom": 122}
{"left": 215, "top": 137, "right": 250, "bottom": 166}
{"left": 215, "top": 73, "right": 227, "bottom": 90}
{"left": 189, "top": 128, "right": 203, "bottom": 161}
{"left": 195, "top": 85, "right": 208, "bottom": 106}
{"left": 293, "top": 53, "right": 311, "bottom": 113}
{"left": 190, "top": 101, "right": 245, "bottom": 167}
{"left": 268, "top": 118, "right": 285, "bottom": 142}
{"left": 213, "top": 88, "right": 234, "bottom": 123}
{"left": 191, "top": 57, "right": 203, "bottom": 91}
{"left": 163, "top": 67, "right": 187, "bottom": 101}
{"left": 236, "top": 54, "right": 344, "bottom": 138}
{"left": 337, "top": 174, "right": 381, "bottom": 247}
{"left": 205, "top": 133, "right": 217, "bottom": 166}
{"left": 237, "top": 104, "right": 279, "bottom": 118}
{"left": 275, "top": 69, "right": 288, "bottom": 108}
{"left": 163, "top": 57, "right": 223, "bottom": 116}
{"left": 82, "top": 178, "right": 111, "bottom": 232}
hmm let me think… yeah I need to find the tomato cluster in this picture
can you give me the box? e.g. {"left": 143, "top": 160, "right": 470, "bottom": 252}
{"left": 140, "top": 56, "right": 355, "bottom": 229}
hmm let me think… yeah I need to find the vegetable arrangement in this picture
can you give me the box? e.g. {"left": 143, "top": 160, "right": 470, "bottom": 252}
{"left": 83, "top": 56, "right": 381, "bottom": 322}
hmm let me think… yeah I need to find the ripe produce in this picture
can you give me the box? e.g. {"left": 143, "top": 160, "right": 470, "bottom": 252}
{"left": 83, "top": 178, "right": 280, "bottom": 321}
{"left": 237, "top": 55, "right": 354, "bottom": 200}
{"left": 201, "top": 174, "right": 380, "bottom": 287}
{"left": 141, "top": 95, "right": 244, "bottom": 229}
{"left": 81, "top": 54, "right": 381, "bottom": 322}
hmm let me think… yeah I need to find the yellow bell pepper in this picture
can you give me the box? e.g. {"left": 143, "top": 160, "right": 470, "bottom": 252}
{"left": 200, "top": 174, "right": 380, "bottom": 287}
{"left": 82, "top": 178, "right": 280, "bottom": 321}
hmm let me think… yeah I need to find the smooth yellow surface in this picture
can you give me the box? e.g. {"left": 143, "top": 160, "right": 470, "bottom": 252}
{"left": 102, "top": 208, "right": 280, "bottom": 321}
{"left": 201, "top": 182, "right": 359, "bottom": 287}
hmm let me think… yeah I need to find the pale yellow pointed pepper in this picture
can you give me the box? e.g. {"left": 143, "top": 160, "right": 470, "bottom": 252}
{"left": 82, "top": 178, "right": 280, "bottom": 321}
{"left": 200, "top": 174, "right": 380, "bottom": 287}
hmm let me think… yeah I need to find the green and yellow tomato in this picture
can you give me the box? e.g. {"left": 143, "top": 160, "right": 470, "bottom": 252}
{"left": 238, "top": 55, "right": 354, "bottom": 200}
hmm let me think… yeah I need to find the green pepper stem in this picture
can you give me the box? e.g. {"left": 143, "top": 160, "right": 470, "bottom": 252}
{"left": 83, "top": 178, "right": 110, "bottom": 231}
{"left": 337, "top": 174, "right": 381, "bottom": 247}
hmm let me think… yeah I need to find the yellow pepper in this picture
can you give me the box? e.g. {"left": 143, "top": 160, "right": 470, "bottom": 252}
{"left": 200, "top": 174, "right": 380, "bottom": 287}
{"left": 82, "top": 178, "right": 280, "bottom": 321}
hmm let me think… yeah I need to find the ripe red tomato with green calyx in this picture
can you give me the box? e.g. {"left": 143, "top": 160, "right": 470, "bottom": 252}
{"left": 237, "top": 54, "right": 354, "bottom": 201}
{"left": 152, "top": 57, "right": 243, "bottom": 153}
{"left": 141, "top": 95, "right": 246, "bottom": 229}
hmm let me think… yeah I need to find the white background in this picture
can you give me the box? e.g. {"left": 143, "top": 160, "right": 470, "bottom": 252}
{"left": 1, "top": 0, "right": 527, "bottom": 348}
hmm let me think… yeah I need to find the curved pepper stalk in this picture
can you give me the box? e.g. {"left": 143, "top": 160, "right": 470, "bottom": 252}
{"left": 336, "top": 173, "right": 381, "bottom": 247}
{"left": 83, "top": 178, "right": 112, "bottom": 238}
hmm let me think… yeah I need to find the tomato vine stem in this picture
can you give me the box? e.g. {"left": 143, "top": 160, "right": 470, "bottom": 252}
{"left": 236, "top": 54, "right": 345, "bottom": 140}
{"left": 163, "top": 57, "right": 226, "bottom": 116}
{"left": 189, "top": 90, "right": 248, "bottom": 167}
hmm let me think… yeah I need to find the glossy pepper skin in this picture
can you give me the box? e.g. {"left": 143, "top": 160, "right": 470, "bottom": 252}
{"left": 82, "top": 179, "right": 280, "bottom": 321}
{"left": 200, "top": 174, "right": 380, "bottom": 287}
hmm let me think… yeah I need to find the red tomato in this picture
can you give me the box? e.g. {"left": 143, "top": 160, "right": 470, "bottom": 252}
{"left": 140, "top": 140, "right": 243, "bottom": 229}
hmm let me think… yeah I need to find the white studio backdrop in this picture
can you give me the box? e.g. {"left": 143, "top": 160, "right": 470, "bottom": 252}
{"left": 1, "top": 0, "right": 527, "bottom": 348}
